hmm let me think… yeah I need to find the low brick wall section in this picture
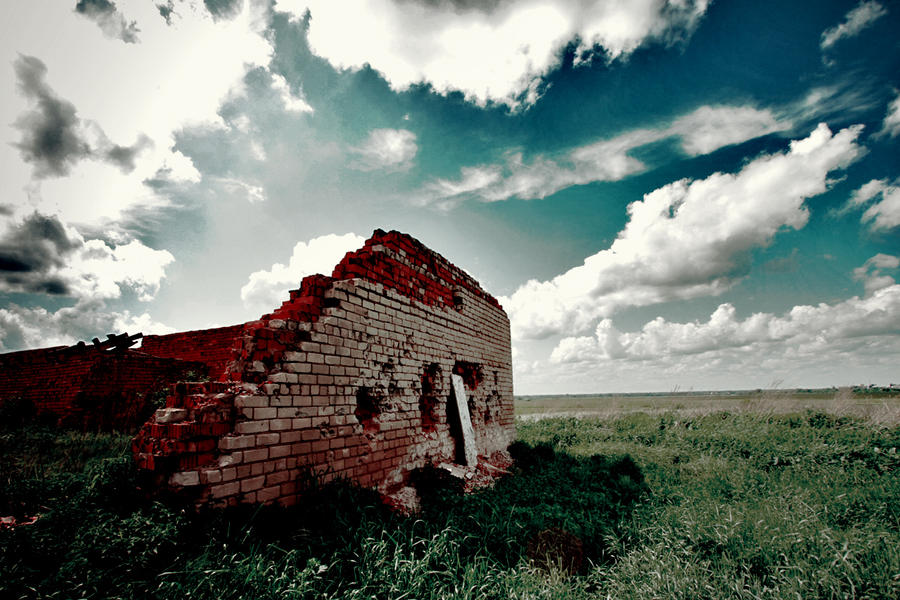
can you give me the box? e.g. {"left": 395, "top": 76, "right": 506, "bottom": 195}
{"left": 140, "top": 324, "right": 245, "bottom": 381}
{"left": 133, "top": 230, "right": 515, "bottom": 506}
{"left": 1, "top": 346, "right": 74, "bottom": 417}
{"left": 0, "top": 346, "right": 205, "bottom": 430}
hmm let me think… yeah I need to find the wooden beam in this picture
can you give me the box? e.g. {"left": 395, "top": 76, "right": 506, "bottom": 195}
{"left": 450, "top": 373, "right": 478, "bottom": 466}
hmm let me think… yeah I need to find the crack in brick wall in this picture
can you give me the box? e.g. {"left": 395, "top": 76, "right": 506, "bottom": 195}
{"left": 132, "top": 229, "right": 515, "bottom": 506}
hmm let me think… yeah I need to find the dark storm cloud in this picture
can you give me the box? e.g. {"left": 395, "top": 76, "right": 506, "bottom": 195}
{"left": 13, "top": 55, "right": 153, "bottom": 178}
{"left": 12, "top": 55, "right": 91, "bottom": 178}
{"left": 0, "top": 213, "right": 81, "bottom": 295}
{"left": 74, "top": 0, "right": 140, "bottom": 44}
{"left": 103, "top": 134, "right": 153, "bottom": 173}
{"left": 34, "top": 279, "right": 71, "bottom": 295}
{"left": 156, "top": 1, "right": 175, "bottom": 25}
{"left": 75, "top": 0, "right": 115, "bottom": 15}
{"left": 204, "top": 0, "right": 243, "bottom": 20}
{"left": 0, "top": 212, "right": 79, "bottom": 271}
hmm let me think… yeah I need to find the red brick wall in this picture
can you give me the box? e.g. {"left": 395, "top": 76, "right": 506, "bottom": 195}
{"left": 0, "top": 346, "right": 205, "bottom": 431}
{"left": 0, "top": 346, "right": 87, "bottom": 420}
{"left": 74, "top": 352, "right": 209, "bottom": 430}
{"left": 134, "top": 230, "right": 515, "bottom": 506}
{"left": 330, "top": 230, "right": 502, "bottom": 310}
{"left": 140, "top": 324, "right": 245, "bottom": 381}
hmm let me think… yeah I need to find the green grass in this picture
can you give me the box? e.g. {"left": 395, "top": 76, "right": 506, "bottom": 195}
{"left": 0, "top": 425, "right": 133, "bottom": 520}
{"left": 0, "top": 423, "right": 644, "bottom": 599}
{"left": 1, "top": 407, "right": 898, "bottom": 599}
{"left": 519, "top": 411, "right": 900, "bottom": 598}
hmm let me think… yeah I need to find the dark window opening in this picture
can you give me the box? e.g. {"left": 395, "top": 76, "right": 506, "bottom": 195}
{"left": 354, "top": 386, "right": 383, "bottom": 432}
{"left": 453, "top": 360, "right": 483, "bottom": 390}
{"left": 419, "top": 362, "right": 442, "bottom": 432}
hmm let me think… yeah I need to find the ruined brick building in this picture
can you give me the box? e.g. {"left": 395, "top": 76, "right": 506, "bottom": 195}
{"left": 133, "top": 229, "right": 514, "bottom": 505}
{"left": 0, "top": 230, "right": 514, "bottom": 505}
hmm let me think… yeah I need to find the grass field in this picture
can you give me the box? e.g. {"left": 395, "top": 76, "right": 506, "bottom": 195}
{"left": 516, "top": 388, "right": 900, "bottom": 424}
{"left": 1, "top": 392, "right": 898, "bottom": 598}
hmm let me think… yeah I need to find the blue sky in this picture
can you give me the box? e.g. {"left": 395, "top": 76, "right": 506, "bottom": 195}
{"left": 1, "top": 0, "right": 898, "bottom": 393}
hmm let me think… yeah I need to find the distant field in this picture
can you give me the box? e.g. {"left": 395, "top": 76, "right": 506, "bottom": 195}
{"left": 516, "top": 388, "right": 900, "bottom": 424}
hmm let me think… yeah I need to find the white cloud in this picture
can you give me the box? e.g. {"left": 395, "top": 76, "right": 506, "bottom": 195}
{"left": 249, "top": 139, "right": 267, "bottom": 161}
{"left": 422, "top": 165, "right": 503, "bottom": 205}
{"left": 846, "top": 178, "right": 888, "bottom": 208}
{"left": 843, "top": 178, "right": 900, "bottom": 232}
{"left": 351, "top": 128, "right": 418, "bottom": 172}
{"left": 784, "top": 79, "right": 883, "bottom": 130}
{"left": 669, "top": 105, "right": 785, "bottom": 156}
{"left": 0, "top": 299, "right": 174, "bottom": 353}
{"left": 62, "top": 239, "right": 176, "bottom": 301}
{"left": 551, "top": 259, "right": 900, "bottom": 366}
{"left": 820, "top": 1, "right": 887, "bottom": 50}
{"left": 154, "top": 149, "right": 202, "bottom": 183}
{"left": 853, "top": 253, "right": 900, "bottom": 295}
{"left": 502, "top": 123, "right": 864, "bottom": 340}
{"left": 423, "top": 104, "right": 786, "bottom": 206}
{"left": 879, "top": 90, "right": 900, "bottom": 138}
{"left": 114, "top": 311, "right": 176, "bottom": 337}
{"left": 270, "top": 72, "right": 313, "bottom": 113}
{"left": 0, "top": 211, "right": 174, "bottom": 301}
{"left": 241, "top": 232, "right": 365, "bottom": 314}
{"left": 520, "top": 328, "right": 900, "bottom": 393}
{"left": 276, "top": 0, "right": 710, "bottom": 109}
{"left": 215, "top": 176, "right": 267, "bottom": 203}
{"left": 1, "top": 0, "right": 273, "bottom": 226}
